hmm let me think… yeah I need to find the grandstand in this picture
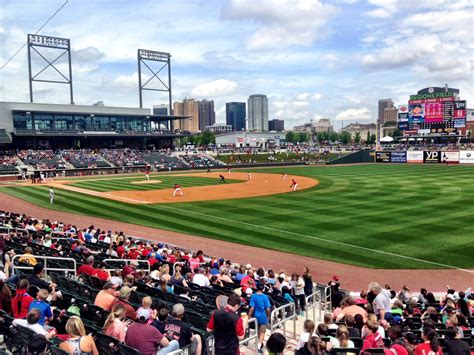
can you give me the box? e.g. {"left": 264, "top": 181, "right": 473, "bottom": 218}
{"left": 0, "top": 210, "right": 472, "bottom": 354}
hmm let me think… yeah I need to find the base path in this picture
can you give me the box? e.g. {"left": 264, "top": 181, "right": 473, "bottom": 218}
{"left": 0, "top": 192, "right": 472, "bottom": 291}
{"left": 49, "top": 172, "right": 318, "bottom": 204}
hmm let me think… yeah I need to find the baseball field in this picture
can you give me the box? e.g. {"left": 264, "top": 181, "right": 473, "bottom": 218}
{"left": 2, "top": 164, "right": 474, "bottom": 270}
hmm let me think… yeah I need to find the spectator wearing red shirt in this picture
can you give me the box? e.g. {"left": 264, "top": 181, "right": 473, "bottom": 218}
{"left": 77, "top": 256, "right": 97, "bottom": 277}
{"left": 95, "top": 262, "right": 111, "bottom": 282}
{"left": 11, "top": 279, "right": 34, "bottom": 318}
{"left": 116, "top": 241, "right": 125, "bottom": 258}
{"left": 414, "top": 328, "right": 443, "bottom": 355}
{"left": 128, "top": 247, "right": 140, "bottom": 260}
{"left": 207, "top": 293, "right": 246, "bottom": 355}
{"left": 362, "top": 322, "right": 385, "bottom": 350}
{"left": 121, "top": 260, "right": 138, "bottom": 278}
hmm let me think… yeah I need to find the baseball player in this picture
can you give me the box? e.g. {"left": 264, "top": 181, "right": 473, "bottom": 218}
{"left": 227, "top": 166, "right": 231, "bottom": 174}
{"left": 247, "top": 172, "right": 252, "bottom": 181}
{"left": 40, "top": 171, "right": 46, "bottom": 183}
{"left": 219, "top": 174, "right": 226, "bottom": 183}
{"left": 168, "top": 166, "right": 172, "bottom": 174}
{"left": 145, "top": 165, "right": 151, "bottom": 181}
{"left": 290, "top": 179, "right": 298, "bottom": 191}
{"left": 173, "top": 183, "right": 183, "bottom": 197}
{"left": 49, "top": 187, "right": 55, "bottom": 204}
{"left": 282, "top": 172, "right": 287, "bottom": 180}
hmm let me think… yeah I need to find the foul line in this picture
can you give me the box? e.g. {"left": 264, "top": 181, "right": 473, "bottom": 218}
{"left": 158, "top": 204, "right": 474, "bottom": 274}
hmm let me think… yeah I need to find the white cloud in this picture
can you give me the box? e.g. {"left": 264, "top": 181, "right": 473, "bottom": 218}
{"left": 361, "top": 34, "right": 440, "bottom": 68}
{"left": 221, "top": 0, "right": 338, "bottom": 50}
{"left": 113, "top": 72, "right": 139, "bottom": 89}
{"left": 366, "top": 0, "right": 398, "bottom": 17}
{"left": 312, "top": 93, "right": 323, "bottom": 101}
{"left": 191, "top": 79, "right": 238, "bottom": 97}
{"left": 335, "top": 108, "right": 372, "bottom": 121}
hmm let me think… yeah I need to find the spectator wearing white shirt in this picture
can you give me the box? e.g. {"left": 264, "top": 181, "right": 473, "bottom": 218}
{"left": 192, "top": 268, "right": 210, "bottom": 287}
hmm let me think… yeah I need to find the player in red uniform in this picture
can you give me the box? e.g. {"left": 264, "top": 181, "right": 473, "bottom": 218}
{"left": 145, "top": 165, "right": 151, "bottom": 181}
{"left": 290, "top": 179, "right": 298, "bottom": 191}
{"left": 173, "top": 183, "right": 183, "bottom": 197}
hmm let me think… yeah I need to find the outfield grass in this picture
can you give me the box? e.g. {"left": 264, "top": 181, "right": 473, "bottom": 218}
{"left": 68, "top": 175, "right": 243, "bottom": 192}
{"left": 2, "top": 164, "right": 474, "bottom": 269}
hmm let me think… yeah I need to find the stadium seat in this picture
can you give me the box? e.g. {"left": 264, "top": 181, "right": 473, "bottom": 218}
{"left": 330, "top": 348, "right": 360, "bottom": 355}
{"left": 94, "top": 332, "right": 120, "bottom": 355}
{"left": 118, "top": 343, "right": 142, "bottom": 355}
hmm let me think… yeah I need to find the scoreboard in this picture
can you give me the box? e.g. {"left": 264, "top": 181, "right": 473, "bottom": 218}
{"left": 400, "top": 97, "right": 466, "bottom": 135}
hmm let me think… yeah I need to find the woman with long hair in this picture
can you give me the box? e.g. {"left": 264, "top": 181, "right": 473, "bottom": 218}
{"left": 11, "top": 278, "right": 34, "bottom": 318}
{"left": 59, "top": 316, "right": 99, "bottom": 354}
{"left": 0, "top": 280, "right": 12, "bottom": 314}
{"left": 303, "top": 266, "right": 313, "bottom": 297}
{"left": 414, "top": 327, "right": 442, "bottom": 355}
{"left": 103, "top": 304, "right": 131, "bottom": 342}
{"left": 330, "top": 325, "right": 354, "bottom": 349}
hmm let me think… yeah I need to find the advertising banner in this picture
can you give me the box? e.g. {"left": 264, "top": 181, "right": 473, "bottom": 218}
{"left": 398, "top": 122, "right": 409, "bottom": 130}
{"left": 376, "top": 151, "right": 391, "bottom": 163}
{"left": 454, "top": 119, "right": 466, "bottom": 128}
{"left": 407, "top": 151, "right": 424, "bottom": 163}
{"left": 390, "top": 151, "right": 407, "bottom": 163}
{"left": 459, "top": 151, "right": 474, "bottom": 164}
{"left": 423, "top": 151, "right": 441, "bottom": 164}
{"left": 440, "top": 151, "right": 459, "bottom": 163}
{"left": 408, "top": 104, "right": 425, "bottom": 123}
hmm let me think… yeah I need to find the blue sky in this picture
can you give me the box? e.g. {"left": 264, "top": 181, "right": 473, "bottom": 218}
{"left": 1, "top": 0, "right": 473, "bottom": 129}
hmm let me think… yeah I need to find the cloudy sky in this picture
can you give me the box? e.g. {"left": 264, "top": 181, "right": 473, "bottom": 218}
{"left": 1, "top": 0, "right": 473, "bottom": 129}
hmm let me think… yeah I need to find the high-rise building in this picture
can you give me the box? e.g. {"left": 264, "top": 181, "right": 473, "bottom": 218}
{"left": 378, "top": 99, "right": 394, "bottom": 123}
{"left": 226, "top": 102, "right": 246, "bottom": 131}
{"left": 173, "top": 99, "right": 199, "bottom": 133}
{"left": 248, "top": 94, "right": 268, "bottom": 131}
{"left": 382, "top": 106, "right": 397, "bottom": 125}
{"left": 268, "top": 119, "right": 284, "bottom": 131}
{"left": 152, "top": 104, "right": 168, "bottom": 116}
{"left": 198, "top": 99, "right": 215, "bottom": 132}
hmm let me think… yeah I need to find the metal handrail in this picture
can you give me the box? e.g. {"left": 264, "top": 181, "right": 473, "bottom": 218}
{"left": 270, "top": 301, "right": 297, "bottom": 339}
{"left": 239, "top": 317, "right": 259, "bottom": 353}
{"left": 102, "top": 258, "right": 150, "bottom": 274}
{"left": 12, "top": 254, "right": 77, "bottom": 277}
{"left": 305, "top": 289, "right": 322, "bottom": 323}
{"left": 172, "top": 261, "right": 207, "bottom": 274}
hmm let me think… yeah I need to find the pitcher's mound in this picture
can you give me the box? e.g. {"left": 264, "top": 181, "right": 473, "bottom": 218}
{"left": 131, "top": 180, "right": 162, "bottom": 185}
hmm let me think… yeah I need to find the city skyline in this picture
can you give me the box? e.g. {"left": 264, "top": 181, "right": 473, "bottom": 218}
{"left": 1, "top": 0, "right": 473, "bottom": 128}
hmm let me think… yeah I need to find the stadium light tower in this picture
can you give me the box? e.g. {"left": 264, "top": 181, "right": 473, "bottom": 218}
{"left": 27, "top": 34, "right": 74, "bottom": 104}
{"left": 137, "top": 49, "right": 172, "bottom": 113}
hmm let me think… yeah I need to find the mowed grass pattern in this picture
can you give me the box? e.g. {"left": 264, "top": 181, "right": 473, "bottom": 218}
{"left": 3, "top": 164, "right": 474, "bottom": 269}
{"left": 69, "top": 175, "right": 243, "bottom": 192}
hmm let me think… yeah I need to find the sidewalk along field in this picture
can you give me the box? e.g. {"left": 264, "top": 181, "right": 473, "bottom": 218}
{"left": 66, "top": 175, "right": 244, "bottom": 192}
{"left": 2, "top": 164, "right": 474, "bottom": 270}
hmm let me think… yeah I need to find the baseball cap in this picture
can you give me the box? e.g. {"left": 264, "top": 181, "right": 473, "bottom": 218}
{"left": 137, "top": 308, "right": 151, "bottom": 322}
{"left": 333, "top": 275, "right": 340, "bottom": 282}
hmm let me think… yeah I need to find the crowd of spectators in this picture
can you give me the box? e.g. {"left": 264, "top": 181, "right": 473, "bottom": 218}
{"left": 0, "top": 152, "right": 18, "bottom": 175}
{"left": 17, "top": 150, "right": 67, "bottom": 170}
{"left": 0, "top": 210, "right": 473, "bottom": 354}
{"left": 61, "top": 149, "right": 111, "bottom": 169}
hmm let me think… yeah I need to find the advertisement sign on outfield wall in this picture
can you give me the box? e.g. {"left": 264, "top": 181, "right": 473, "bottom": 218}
{"left": 424, "top": 151, "right": 441, "bottom": 164}
{"left": 390, "top": 151, "right": 407, "bottom": 163}
{"left": 440, "top": 151, "right": 459, "bottom": 163}
{"left": 376, "top": 151, "right": 391, "bottom": 163}
{"left": 407, "top": 151, "right": 424, "bottom": 163}
{"left": 459, "top": 151, "right": 474, "bottom": 164}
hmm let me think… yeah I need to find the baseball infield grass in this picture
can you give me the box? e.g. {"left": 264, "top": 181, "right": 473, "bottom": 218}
{"left": 2, "top": 164, "right": 474, "bottom": 269}
{"left": 68, "top": 175, "right": 244, "bottom": 192}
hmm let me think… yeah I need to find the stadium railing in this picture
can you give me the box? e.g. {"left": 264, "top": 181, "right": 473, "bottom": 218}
{"left": 316, "top": 283, "right": 332, "bottom": 310}
{"left": 11, "top": 254, "right": 77, "bottom": 277}
{"left": 305, "top": 289, "right": 323, "bottom": 323}
{"left": 270, "top": 301, "right": 297, "bottom": 339}
{"left": 239, "top": 317, "right": 259, "bottom": 353}
{"left": 102, "top": 258, "right": 150, "bottom": 274}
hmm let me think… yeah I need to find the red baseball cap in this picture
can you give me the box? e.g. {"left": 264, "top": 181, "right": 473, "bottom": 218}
{"left": 333, "top": 275, "right": 340, "bottom": 281}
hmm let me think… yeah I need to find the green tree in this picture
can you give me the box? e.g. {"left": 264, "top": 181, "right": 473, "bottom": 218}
{"left": 355, "top": 131, "right": 361, "bottom": 143}
{"left": 200, "top": 131, "right": 215, "bottom": 146}
{"left": 297, "top": 132, "right": 309, "bottom": 143}
{"left": 368, "top": 134, "right": 376, "bottom": 144}
{"left": 286, "top": 131, "right": 296, "bottom": 143}
{"left": 390, "top": 129, "right": 401, "bottom": 138}
{"left": 366, "top": 130, "right": 370, "bottom": 143}
{"left": 340, "top": 131, "right": 351, "bottom": 144}
{"left": 329, "top": 131, "right": 339, "bottom": 142}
